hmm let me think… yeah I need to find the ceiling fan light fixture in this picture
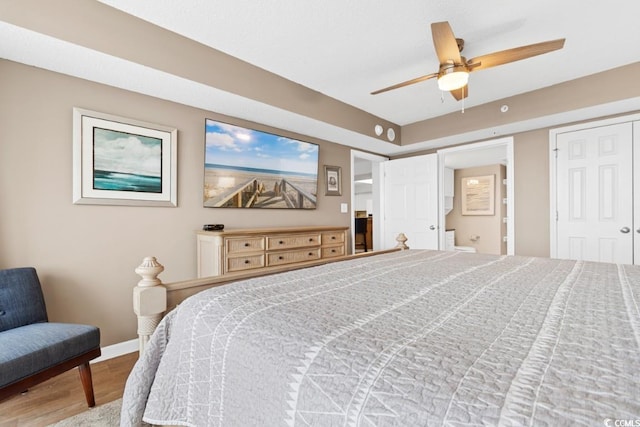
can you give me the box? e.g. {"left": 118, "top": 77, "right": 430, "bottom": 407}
{"left": 437, "top": 65, "right": 469, "bottom": 91}
{"left": 370, "top": 22, "right": 565, "bottom": 102}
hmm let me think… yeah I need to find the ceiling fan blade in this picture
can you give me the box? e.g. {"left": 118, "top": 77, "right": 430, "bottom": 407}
{"left": 431, "top": 21, "right": 462, "bottom": 64}
{"left": 450, "top": 85, "right": 468, "bottom": 101}
{"left": 371, "top": 73, "right": 438, "bottom": 95}
{"left": 467, "top": 38, "right": 565, "bottom": 71}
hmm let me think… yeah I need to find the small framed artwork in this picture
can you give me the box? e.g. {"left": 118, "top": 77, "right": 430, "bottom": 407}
{"left": 461, "top": 175, "right": 495, "bottom": 215}
{"left": 324, "top": 165, "right": 342, "bottom": 196}
{"left": 72, "top": 108, "right": 177, "bottom": 206}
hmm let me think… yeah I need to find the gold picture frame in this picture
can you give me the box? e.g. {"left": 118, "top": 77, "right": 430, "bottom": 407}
{"left": 461, "top": 175, "right": 495, "bottom": 215}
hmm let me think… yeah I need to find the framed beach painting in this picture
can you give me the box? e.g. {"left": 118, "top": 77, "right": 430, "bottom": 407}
{"left": 203, "top": 118, "right": 319, "bottom": 209}
{"left": 461, "top": 174, "right": 495, "bottom": 215}
{"left": 72, "top": 108, "right": 177, "bottom": 206}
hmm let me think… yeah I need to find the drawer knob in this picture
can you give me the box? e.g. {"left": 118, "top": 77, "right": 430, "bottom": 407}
{"left": 308, "top": 252, "right": 313, "bottom": 256}
{"left": 278, "top": 256, "right": 284, "bottom": 260}
{"left": 244, "top": 260, "right": 250, "bottom": 264}
{"left": 331, "top": 236, "right": 336, "bottom": 240}
{"left": 309, "top": 238, "right": 314, "bottom": 242}
{"left": 331, "top": 249, "right": 336, "bottom": 253}
{"left": 279, "top": 240, "right": 284, "bottom": 244}
{"left": 244, "top": 242, "right": 250, "bottom": 247}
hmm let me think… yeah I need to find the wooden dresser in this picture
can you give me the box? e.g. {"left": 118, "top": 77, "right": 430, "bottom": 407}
{"left": 197, "top": 226, "right": 348, "bottom": 278}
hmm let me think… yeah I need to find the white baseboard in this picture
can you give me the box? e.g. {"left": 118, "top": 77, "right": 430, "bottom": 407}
{"left": 92, "top": 338, "right": 138, "bottom": 363}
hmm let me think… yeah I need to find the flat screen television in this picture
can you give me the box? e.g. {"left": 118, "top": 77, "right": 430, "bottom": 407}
{"left": 204, "top": 118, "right": 319, "bottom": 209}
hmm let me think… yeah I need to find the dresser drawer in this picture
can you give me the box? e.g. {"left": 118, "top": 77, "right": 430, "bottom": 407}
{"left": 321, "top": 231, "right": 345, "bottom": 245}
{"left": 266, "top": 233, "right": 320, "bottom": 250}
{"left": 321, "top": 245, "right": 344, "bottom": 258}
{"left": 226, "top": 254, "right": 265, "bottom": 272}
{"left": 197, "top": 226, "right": 348, "bottom": 278}
{"left": 226, "top": 237, "right": 265, "bottom": 254}
{"left": 267, "top": 248, "right": 321, "bottom": 266}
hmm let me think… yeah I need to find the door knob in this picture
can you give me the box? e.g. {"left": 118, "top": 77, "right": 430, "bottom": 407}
{"left": 620, "top": 226, "right": 631, "bottom": 234}
{"left": 429, "top": 225, "right": 436, "bottom": 230}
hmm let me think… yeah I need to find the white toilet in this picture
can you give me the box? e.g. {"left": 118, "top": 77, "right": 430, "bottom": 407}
{"left": 445, "top": 230, "right": 477, "bottom": 253}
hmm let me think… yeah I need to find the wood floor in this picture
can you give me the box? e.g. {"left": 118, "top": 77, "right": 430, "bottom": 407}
{"left": 0, "top": 352, "right": 138, "bottom": 427}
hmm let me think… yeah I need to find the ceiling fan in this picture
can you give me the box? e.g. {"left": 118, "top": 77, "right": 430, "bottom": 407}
{"left": 371, "top": 21, "right": 565, "bottom": 101}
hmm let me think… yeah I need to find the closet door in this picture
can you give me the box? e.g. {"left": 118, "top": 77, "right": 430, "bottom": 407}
{"left": 556, "top": 122, "right": 633, "bottom": 264}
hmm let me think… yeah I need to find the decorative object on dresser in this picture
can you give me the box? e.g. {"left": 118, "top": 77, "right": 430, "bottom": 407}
{"left": 202, "top": 224, "right": 224, "bottom": 231}
{"left": 72, "top": 108, "right": 177, "bottom": 207}
{"left": 204, "top": 119, "right": 319, "bottom": 209}
{"left": 197, "top": 226, "right": 349, "bottom": 278}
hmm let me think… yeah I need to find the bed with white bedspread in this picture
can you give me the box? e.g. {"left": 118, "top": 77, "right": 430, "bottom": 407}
{"left": 121, "top": 249, "right": 640, "bottom": 426}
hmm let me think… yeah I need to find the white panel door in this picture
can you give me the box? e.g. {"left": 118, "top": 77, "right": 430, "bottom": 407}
{"left": 382, "top": 154, "right": 438, "bottom": 249}
{"left": 556, "top": 122, "right": 633, "bottom": 264}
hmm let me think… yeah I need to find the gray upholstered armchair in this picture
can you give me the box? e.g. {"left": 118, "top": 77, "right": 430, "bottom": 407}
{"left": 0, "top": 267, "right": 101, "bottom": 406}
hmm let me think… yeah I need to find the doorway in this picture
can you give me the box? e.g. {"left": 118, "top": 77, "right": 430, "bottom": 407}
{"left": 350, "top": 150, "right": 388, "bottom": 253}
{"left": 438, "top": 137, "right": 515, "bottom": 255}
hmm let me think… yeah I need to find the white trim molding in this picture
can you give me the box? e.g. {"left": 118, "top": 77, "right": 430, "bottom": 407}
{"left": 92, "top": 338, "right": 138, "bottom": 364}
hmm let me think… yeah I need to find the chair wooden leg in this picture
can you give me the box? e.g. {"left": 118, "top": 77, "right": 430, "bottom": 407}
{"left": 78, "top": 362, "right": 96, "bottom": 407}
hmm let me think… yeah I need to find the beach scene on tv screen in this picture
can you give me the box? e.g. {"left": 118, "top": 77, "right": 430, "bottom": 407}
{"left": 204, "top": 119, "right": 319, "bottom": 209}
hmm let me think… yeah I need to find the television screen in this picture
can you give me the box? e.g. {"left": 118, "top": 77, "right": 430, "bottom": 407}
{"left": 204, "top": 119, "right": 319, "bottom": 209}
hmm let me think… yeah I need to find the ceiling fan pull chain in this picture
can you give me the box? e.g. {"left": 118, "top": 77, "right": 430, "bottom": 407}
{"left": 440, "top": 91, "right": 445, "bottom": 103}
{"left": 461, "top": 87, "right": 465, "bottom": 113}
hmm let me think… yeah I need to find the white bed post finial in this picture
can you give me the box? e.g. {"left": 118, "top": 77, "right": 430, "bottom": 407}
{"left": 395, "top": 233, "right": 409, "bottom": 250}
{"left": 133, "top": 256, "right": 167, "bottom": 355}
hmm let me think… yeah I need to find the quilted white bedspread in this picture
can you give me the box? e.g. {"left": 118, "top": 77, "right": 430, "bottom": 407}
{"left": 121, "top": 250, "right": 640, "bottom": 426}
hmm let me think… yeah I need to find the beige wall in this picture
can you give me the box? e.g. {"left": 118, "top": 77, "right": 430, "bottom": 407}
{"left": 446, "top": 165, "right": 506, "bottom": 255}
{"left": 2, "top": 57, "right": 639, "bottom": 347}
{"left": 0, "top": 60, "right": 353, "bottom": 346}
{"left": 513, "top": 129, "right": 551, "bottom": 257}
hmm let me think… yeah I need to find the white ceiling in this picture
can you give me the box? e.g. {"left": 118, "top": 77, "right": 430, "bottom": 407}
{"left": 1, "top": 1, "right": 639, "bottom": 156}
{"left": 96, "top": 0, "right": 639, "bottom": 126}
